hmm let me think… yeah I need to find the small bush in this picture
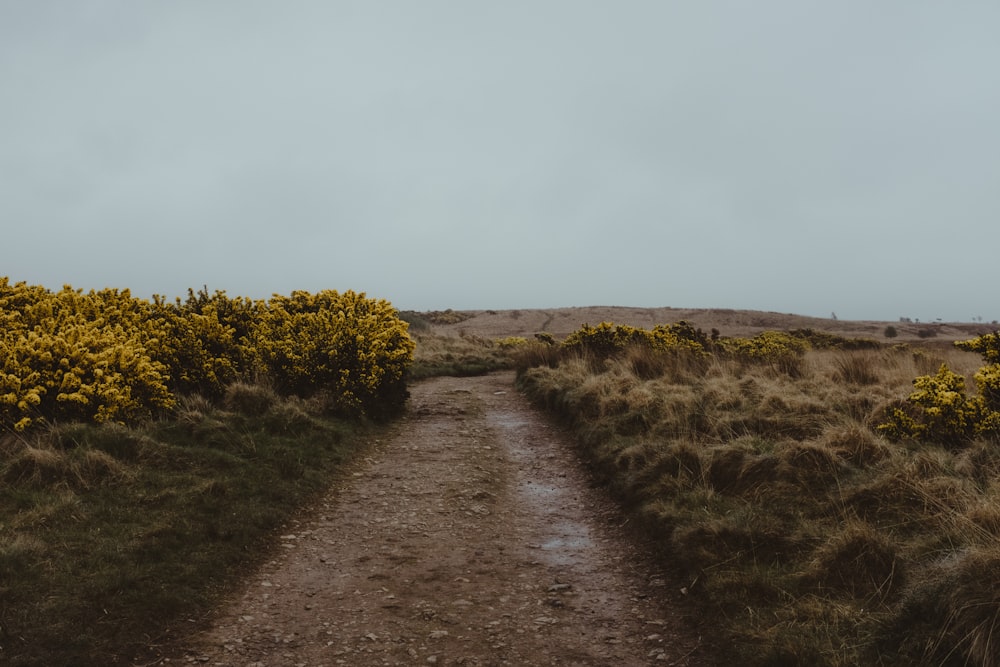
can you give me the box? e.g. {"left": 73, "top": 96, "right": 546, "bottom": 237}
{"left": 877, "top": 364, "right": 992, "bottom": 445}
{"left": 719, "top": 331, "right": 809, "bottom": 376}
{"left": 790, "top": 328, "right": 881, "bottom": 350}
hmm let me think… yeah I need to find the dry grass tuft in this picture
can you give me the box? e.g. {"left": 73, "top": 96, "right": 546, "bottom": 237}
{"left": 3, "top": 444, "right": 67, "bottom": 487}
{"left": 822, "top": 424, "right": 891, "bottom": 466}
{"left": 803, "top": 522, "right": 905, "bottom": 602}
{"left": 707, "top": 446, "right": 749, "bottom": 493}
{"left": 224, "top": 381, "right": 279, "bottom": 415}
{"left": 830, "top": 350, "right": 883, "bottom": 385}
{"left": 262, "top": 399, "right": 315, "bottom": 436}
{"left": 779, "top": 442, "right": 842, "bottom": 482}
{"left": 2, "top": 440, "right": 131, "bottom": 489}
{"left": 887, "top": 547, "right": 1000, "bottom": 665}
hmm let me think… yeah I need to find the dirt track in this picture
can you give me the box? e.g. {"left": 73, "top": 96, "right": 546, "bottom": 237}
{"left": 165, "top": 372, "right": 711, "bottom": 666}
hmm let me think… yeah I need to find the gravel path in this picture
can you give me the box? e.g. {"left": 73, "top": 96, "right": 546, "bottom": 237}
{"left": 162, "top": 372, "right": 712, "bottom": 666}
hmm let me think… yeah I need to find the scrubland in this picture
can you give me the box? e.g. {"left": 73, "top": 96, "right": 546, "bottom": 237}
{"left": 7, "top": 283, "right": 1000, "bottom": 665}
{"left": 514, "top": 324, "right": 1000, "bottom": 666}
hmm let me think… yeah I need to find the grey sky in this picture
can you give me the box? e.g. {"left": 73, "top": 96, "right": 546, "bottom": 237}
{"left": 2, "top": 1, "right": 998, "bottom": 322}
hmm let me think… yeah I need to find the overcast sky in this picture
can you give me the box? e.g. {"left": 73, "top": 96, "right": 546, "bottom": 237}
{"left": 2, "top": 2, "right": 998, "bottom": 322}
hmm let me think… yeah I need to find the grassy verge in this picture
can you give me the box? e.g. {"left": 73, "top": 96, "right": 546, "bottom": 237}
{"left": 515, "top": 340, "right": 999, "bottom": 665}
{"left": 0, "top": 383, "right": 381, "bottom": 666}
{"left": 409, "top": 332, "right": 518, "bottom": 379}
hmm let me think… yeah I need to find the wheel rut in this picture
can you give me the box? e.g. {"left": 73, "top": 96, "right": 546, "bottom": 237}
{"left": 165, "top": 372, "right": 711, "bottom": 666}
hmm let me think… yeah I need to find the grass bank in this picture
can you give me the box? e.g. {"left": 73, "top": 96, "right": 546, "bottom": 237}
{"left": 516, "top": 338, "right": 1000, "bottom": 665}
{"left": 1, "top": 383, "right": 381, "bottom": 666}
{"left": 408, "top": 332, "right": 519, "bottom": 379}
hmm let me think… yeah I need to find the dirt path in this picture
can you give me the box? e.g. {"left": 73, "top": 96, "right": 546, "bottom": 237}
{"left": 164, "top": 372, "right": 711, "bottom": 666}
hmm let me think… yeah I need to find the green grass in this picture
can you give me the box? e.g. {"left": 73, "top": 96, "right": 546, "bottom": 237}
{"left": 515, "top": 339, "right": 1000, "bottom": 666}
{"left": 0, "top": 384, "right": 381, "bottom": 666}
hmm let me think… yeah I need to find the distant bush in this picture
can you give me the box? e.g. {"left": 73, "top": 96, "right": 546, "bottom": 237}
{"left": 561, "top": 321, "right": 707, "bottom": 358}
{"left": 718, "top": 330, "right": 809, "bottom": 376}
{"left": 496, "top": 336, "right": 528, "bottom": 348}
{"left": 424, "top": 309, "right": 474, "bottom": 325}
{"left": 789, "top": 328, "right": 881, "bottom": 350}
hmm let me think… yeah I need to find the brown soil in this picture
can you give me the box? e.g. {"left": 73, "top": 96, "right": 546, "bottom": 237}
{"left": 158, "top": 372, "right": 714, "bottom": 666}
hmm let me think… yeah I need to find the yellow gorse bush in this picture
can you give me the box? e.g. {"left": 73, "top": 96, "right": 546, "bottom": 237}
{"left": 251, "top": 290, "right": 414, "bottom": 417}
{"left": 718, "top": 330, "right": 809, "bottom": 362}
{"left": 561, "top": 321, "right": 708, "bottom": 356}
{"left": 496, "top": 337, "right": 528, "bottom": 348}
{"left": 558, "top": 322, "right": 819, "bottom": 375}
{"left": 0, "top": 281, "right": 173, "bottom": 431}
{"left": 0, "top": 279, "right": 414, "bottom": 432}
{"left": 879, "top": 331, "right": 1000, "bottom": 444}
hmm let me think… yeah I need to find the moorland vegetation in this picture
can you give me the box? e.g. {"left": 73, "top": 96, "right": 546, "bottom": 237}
{"left": 514, "top": 321, "right": 1000, "bottom": 666}
{"left": 8, "top": 282, "right": 1000, "bottom": 666}
{"left": 0, "top": 278, "right": 414, "bottom": 665}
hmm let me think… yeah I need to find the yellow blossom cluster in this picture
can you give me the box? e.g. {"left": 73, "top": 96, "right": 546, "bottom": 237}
{"left": 250, "top": 290, "right": 414, "bottom": 417}
{"left": 0, "top": 280, "right": 173, "bottom": 431}
{"left": 879, "top": 332, "right": 1000, "bottom": 443}
{"left": 0, "top": 279, "right": 415, "bottom": 432}
{"left": 717, "top": 330, "right": 809, "bottom": 364}
{"left": 561, "top": 321, "right": 708, "bottom": 357}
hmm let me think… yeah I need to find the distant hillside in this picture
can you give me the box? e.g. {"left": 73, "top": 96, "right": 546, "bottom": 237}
{"left": 403, "top": 306, "right": 994, "bottom": 343}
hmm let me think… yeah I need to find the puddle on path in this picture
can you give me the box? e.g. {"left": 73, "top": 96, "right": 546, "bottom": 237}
{"left": 489, "top": 404, "right": 597, "bottom": 569}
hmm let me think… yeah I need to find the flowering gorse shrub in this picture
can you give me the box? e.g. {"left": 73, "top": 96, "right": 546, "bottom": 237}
{"left": 148, "top": 288, "right": 264, "bottom": 399}
{"left": 561, "top": 322, "right": 647, "bottom": 357}
{"left": 955, "top": 331, "right": 1000, "bottom": 364}
{"left": 717, "top": 331, "right": 809, "bottom": 375}
{"left": 719, "top": 331, "right": 808, "bottom": 361}
{"left": 956, "top": 331, "right": 1000, "bottom": 424}
{"left": 0, "top": 281, "right": 173, "bottom": 431}
{"left": 251, "top": 290, "right": 414, "bottom": 417}
{"left": 877, "top": 365, "right": 988, "bottom": 444}
{"left": 879, "top": 332, "right": 1000, "bottom": 444}
{"left": 0, "top": 279, "right": 414, "bottom": 432}
{"left": 561, "top": 321, "right": 707, "bottom": 357}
